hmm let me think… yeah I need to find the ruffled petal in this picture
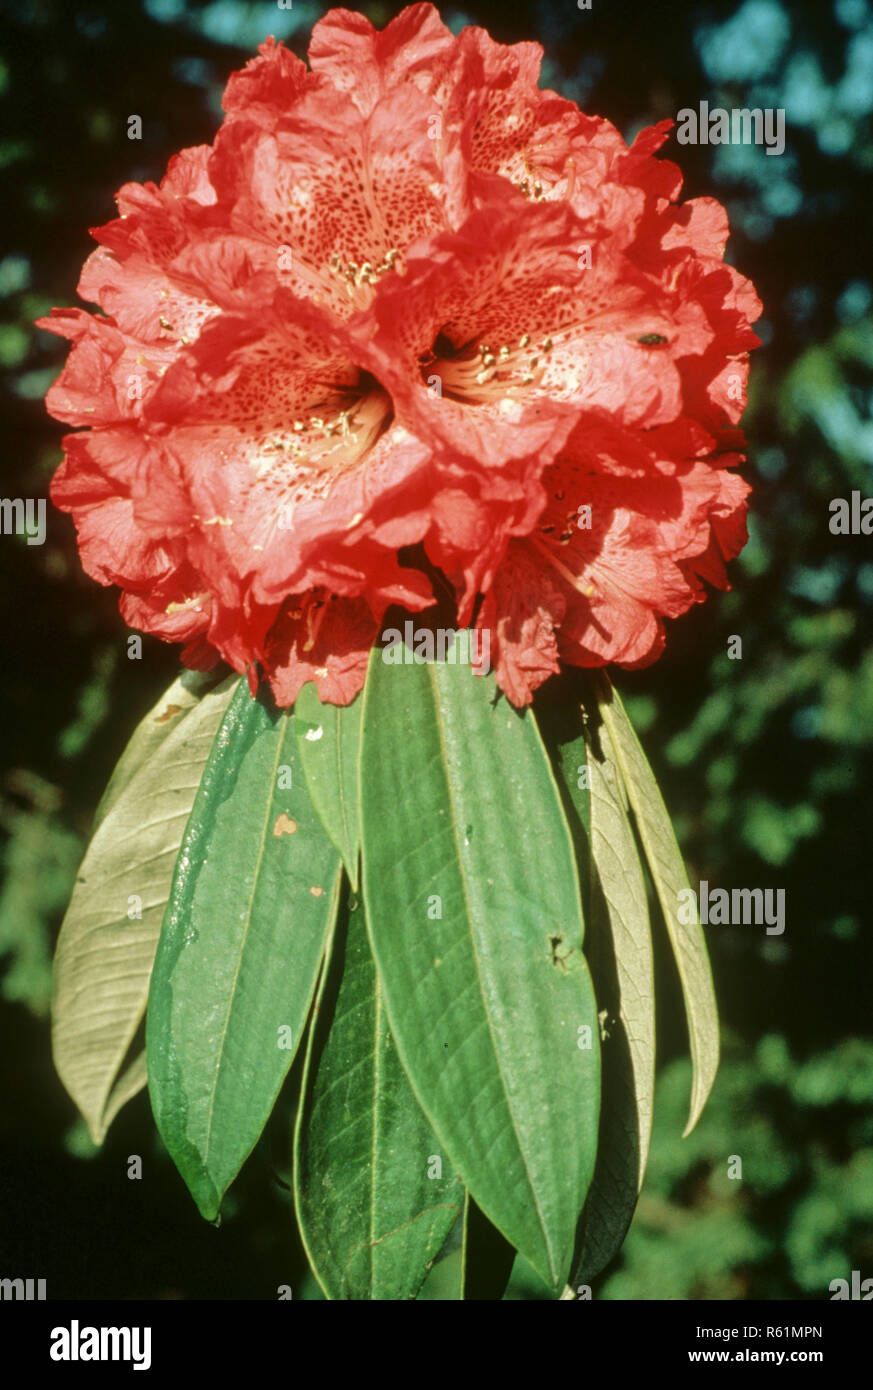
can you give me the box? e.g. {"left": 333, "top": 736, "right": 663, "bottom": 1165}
{"left": 39, "top": 5, "right": 761, "bottom": 708}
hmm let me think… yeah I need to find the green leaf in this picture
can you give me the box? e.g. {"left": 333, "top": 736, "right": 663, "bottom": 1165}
{"left": 294, "top": 890, "right": 464, "bottom": 1300}
{"left": 93, "top": 668, "right": 225, "bottom": 830}
{"left": 360, "top": 648, "right": 601, "bottom": 1290}
{"left": 147, "top": 682, "right": 342, "bottom": 1220}
{"left": 294, "top": 682, "right": 362, "bottom": 887}
{"left": 595, "top": 673, "right": 719, "bottom": 1136}
{"left": 574, "top": 701, "right": 655, "bottom": 1282}
{"left": 52, "top": 675, "right": 239, "bottom": 1144}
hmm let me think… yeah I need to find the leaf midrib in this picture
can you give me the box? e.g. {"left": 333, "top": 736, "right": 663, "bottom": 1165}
{"left": 426, "top": 663, "right": 556, "bottom": 1283}
{"left": 200, "top": 711, "right": 290, "bottom": 1165}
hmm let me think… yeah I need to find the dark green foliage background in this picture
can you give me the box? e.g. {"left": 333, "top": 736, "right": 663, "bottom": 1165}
{"left": 0, "top": 0, "right": 870, "bottom": 1298}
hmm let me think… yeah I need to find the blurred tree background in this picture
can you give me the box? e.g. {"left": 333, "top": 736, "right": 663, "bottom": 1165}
{"left": 0, "top": 0, "right": 871, "bottom": 1299}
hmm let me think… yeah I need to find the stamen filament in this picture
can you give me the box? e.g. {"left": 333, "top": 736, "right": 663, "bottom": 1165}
{"left": 529, "top": 535, "right": 595, "bottom": 598}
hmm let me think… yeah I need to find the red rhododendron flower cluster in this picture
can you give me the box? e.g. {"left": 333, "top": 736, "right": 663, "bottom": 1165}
{"left": 40, "top": 3, "right": 761, "bottom": 706}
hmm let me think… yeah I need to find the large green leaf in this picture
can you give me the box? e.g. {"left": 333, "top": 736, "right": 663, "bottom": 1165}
{"left": 147, "top": 681, "right": 342, "bottom": 1220}
{"left": 595, "top": 673, "right": 719, "bottom": 1135}
{"left": 51, "top": 675, "right": 239, "bottom": 1144}
{"left": 294, "top": 682, "right": 362, "bottom": 887}
{"left": 573, "top": 701, "right": 655, "bottom": 1282}
{"left": 360, "top": 648, "right": 601, "bottom": 1290}
{"left": 295, "top": 891, "right": 464, "bottom": 1300}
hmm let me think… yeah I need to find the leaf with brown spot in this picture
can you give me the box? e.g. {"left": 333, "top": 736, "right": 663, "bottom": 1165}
{"left": 148, "top": 681, "right": 342, "bottom": 1221}
{"left": 154, "top": 703, "right": 183, "bottom": 725}
{"left": 294, "top": 681, "right": 363, "bottom": 887}
{"left": 93, "top": 669, "right": 225, "bottom": 830}
{"left": 360, "top": 651, "right": 600, "bottom": 1291}
{"left": 273, "top": 813, "right": 298, "bottom": 837}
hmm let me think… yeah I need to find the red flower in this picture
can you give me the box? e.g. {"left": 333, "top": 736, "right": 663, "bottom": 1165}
{"left": 40, "top": 3, "right": 761, "bottom": 707}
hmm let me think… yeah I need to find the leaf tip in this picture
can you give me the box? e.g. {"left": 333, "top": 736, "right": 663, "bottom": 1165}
{"left": 88, "top": 1116, "right": 107, "bottom": 1147}
{"left": 682, "top": 1059, "right": 720, "bottom": 1137}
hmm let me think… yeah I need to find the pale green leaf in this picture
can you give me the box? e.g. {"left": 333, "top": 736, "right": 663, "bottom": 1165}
{"left": 52, "top": 676, "right": 239, "bottom": 1143}
{"left": 94, "top": 668, "right": 225, "bottom": 830}
{"left": 596, "top": 673, "right": 719, "bottom": 1135}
